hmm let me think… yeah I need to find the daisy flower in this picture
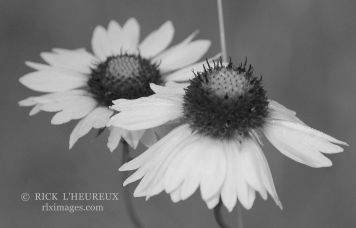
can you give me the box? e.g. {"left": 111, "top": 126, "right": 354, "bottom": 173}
{"left": 18, "top": 18, "right": 211, "bottom": 151}
{"left": 108, "top": 59, "right": 347, "bottom": 211}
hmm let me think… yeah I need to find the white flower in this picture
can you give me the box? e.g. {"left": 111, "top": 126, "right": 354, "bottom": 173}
{"left": 108, "top": 60, "right": 347, "bottom": 211}
{"left": 19, "top": 18, "right": 211, "bottom": 151}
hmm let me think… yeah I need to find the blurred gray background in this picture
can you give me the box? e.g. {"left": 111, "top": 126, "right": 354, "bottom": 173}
{"left": 0, "top": 0, "right": 355, "bottom": 227}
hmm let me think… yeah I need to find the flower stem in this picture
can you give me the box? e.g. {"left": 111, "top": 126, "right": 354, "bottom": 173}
{"left": 213, "top": 201, "right": 230, "bottom": 228}
{"left": 236, "top": 202, "right": 244, "bottom": 228}
{"left": 213, "top": 201, "right": 244, "bottom": 228}
{"left": 121, "top": 141, "right": 145, "bottom": 228}
{"left": 217, "top": 0, "right": 228, "bottom": 62}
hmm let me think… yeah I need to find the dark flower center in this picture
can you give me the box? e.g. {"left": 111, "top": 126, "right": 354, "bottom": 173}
{"left": 88, "top": 54, "right": 162, "bottom": 106}
{"left": 183, "top": 59, "right": 269, "bottom": 140}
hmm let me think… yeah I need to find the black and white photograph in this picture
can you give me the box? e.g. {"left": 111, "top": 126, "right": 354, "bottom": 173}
{"left": 1, "top": 0, "right": 354, "bottom": 227}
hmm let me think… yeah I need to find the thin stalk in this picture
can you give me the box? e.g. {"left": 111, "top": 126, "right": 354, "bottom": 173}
{"left": 236, "top": 202, "right": 244, "bottom": 228}
{"left": 217, "top": 0, "right": 228, "bottom": 62}
{"left": 121, "top": 141, "right": 145, "bottom": 228}
{"left": 213, "top": 201, "right": 230, "bottom": 228}
{"left": 213, "top": 201, "right": 244, "bottom": 228}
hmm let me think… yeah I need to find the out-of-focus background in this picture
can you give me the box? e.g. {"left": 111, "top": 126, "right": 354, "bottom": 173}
{"left": 0, "top": 0, "right": 355, "bottom": 227}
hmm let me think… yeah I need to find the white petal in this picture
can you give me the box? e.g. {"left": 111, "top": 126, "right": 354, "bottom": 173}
{"left": 107, "top": 127, "right": 123, "bottom": 152}
{"left": 29, "top": 105, "right": 42, "bottom": 116}
{"left": 19, "top": 91, "right": 89, "bottom": 117}
{"left": 108, "top": 96, "right": 183, "bottom": 130}
{"left": 107, "top": 20, "right": 123, "bottom": 55}
{"left": 121, "top": 18, "right": 140, "bottom": 53}
{"left": 41, "top": 48, "right": 95, "bottom": 74}
{"left": 19, "top": 97, "right": 37, "bottom": 106}
{"left": 199, "top": 138, "right": 226, "bottom": 201}
{"left": 245, "top": 186, "right": 256, "bottom": 209}
{"left": 164, "top": 54, "right": 222, "bottom": 82}
{"left": 23, "top": 91, "right": 89, "bottom": 114}
{"left": 25, "top": 61, "right": 52, "bottom": 71}
{"left": 149, "top": 83, "right": 186, "bottom": 97}
{"left": 133, "top": 126, "right": 194, "bottom": 197}
{"left": 19, "top": 70, "right": 87, "bottom": 92}
{"left": 139, "top": 21, "right": 174, "bottom": 58}
{"left": 152, "top": 31, "right": 196, "bottom": 66}
{"left": 206, "top": 194, "right": 220, "bottom": 209}
{"left": 140, "top": 129, "right": 158, "bottom": 147}
{"left": 264, "top": 120, "right": 346, "bottom": 168}
{"left": 152, "top": 124, "right": 175, "bottom": 139}
{"left": 221, "top": 143, "right": 238, "bottom": 212}
{"left": 249, "top": 140, "right": 282, "bottom": 209}
{"left": 170, "top": 187, "right": 182, "bottom": 203}
{"left": 268, "top": 100, "right": 305, "bottom": 124}
{"left": 179, "top": 141, "right": 211, "bottom": 200}
{"left": 163, "top": 134, "right": 203, "bottom": 194}
{"left": 239, "top": 139, "right": 268, "bottom": 200}
{"left": 69, "top": 107, "right": 113, "bottom": 148}
{"left": 156, "top": 39, "right": 211, "bottom": 73}
{"left": 231, "top": 141, "right": 255, "bottom": 210}
{"left": 121, "top": 129, "right": 145, "bottom": 149}
{"left": 50, "top": 96, "right": 97, "bottom": 125}
{"left": 120, "top": 124, "right": 190, "bottom": 198}
{"left": 91, "top": 25, "right": 112, "bottom": 60}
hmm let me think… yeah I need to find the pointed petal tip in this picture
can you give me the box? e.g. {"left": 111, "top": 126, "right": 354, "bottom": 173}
{"left": 68, "top": 141, "right": 74, "bottom": 150}
{"left": 340, "top": 141, "right": 349, "bottom": 147}
{"left": 133, "top": 189, "right": 146, "bottom": 198}
{"left": 122, "top": 179, "right": 131, "bottom": 187}
{"left": 29, "top": 110, "right": 39, "bottom": 116}
{"left": 226, "top": 205, "right": 234, "bottom": 213}
{"left": 119, "top": 163, "right": 130, "bottom": 171}
{"left": 317, "top": 159, "right": 333, "bottom": 168}
{"left": 277, "top": 201, "right": 283, "bottom": 210}
{"left": 107, "top": 144, "right": 116, "bottom": 152}
{"left": 108, "top": 20, "right": 119, "bottom": 26}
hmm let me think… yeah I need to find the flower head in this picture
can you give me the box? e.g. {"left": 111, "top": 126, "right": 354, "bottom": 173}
{"left": 109, "top": 58, "right": 347, "bottom": 211}
{"left": 19, "top": 18, "right": 211, "bottom": 151}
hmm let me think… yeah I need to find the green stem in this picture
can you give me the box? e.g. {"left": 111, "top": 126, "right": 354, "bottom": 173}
{"left": 121, "top": 141, "right": 145, "bottom": 228}
{"left": 213, "top": 201, "right": 230, "bottom": 228}
{"left": 213, "top": 200, "right": 244, "bottom": 228}
{"left": 217, "top": 0, "right": 228, "bottom": 62}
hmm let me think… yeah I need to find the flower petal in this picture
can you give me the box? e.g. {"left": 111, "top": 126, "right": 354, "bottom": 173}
{"left": 108, "top": 95, "right": 183, "bottom": 131}
{"left": 107, "top": 20, "right": 123, "bottom": 55}
{"left": 19, "top": 70, "right": 87, "bottom": 92}
{"left": 25, "top": 61, "right": 52, "bottom": 71}
{"left": 121, "top": 129, "right": 145, "bottom": 149}
{"left": 29, "top": 105, "right": 42, "bottom": 116}
{"left": 135, "top": 132, "right": 197, "bottom": 198}
{"left": 140, "top": 129, "right": 158, "bottom": 147}
{"left": 69, "top": 107, "right": 113, "bottom": 148}
{"left": 241, "top": 138, "right": 282, "bottom": 209}
{"left": 50, "top": 96, "right": 97, "bottom": 125}
{"left": 107, "top": 126, "right": 124, "bottom": 152}
{"left": 119, "top": 124, "right": 190, "bottom": 191}
{"left": 156, "top": 38, "right": 211, "bottom": 73}
{"left": 264, "top": 120, "right": 346, "bottom": 168}
{"left": 268, "top": 100, "right": 305, "bottom": 124}
{"left": 198, "top": 138, "right": 226, "bottom": 201}
{"left": 41, "top": 48, "right": 95, "bottom": 74}
{"left": 206, "top": 194, "right": 220, "bottom": 209}
{"left": 91, "top": 25, "right": 112, "bottom": 60}
{"left": 221, "top": 143, "right": 239, "bottom": 212}
{"left": 239, "top": 139, "right": 268, "bottom": 200}
{"left": 139, "top": 21, "right": 174, "bottom": 58}
{"left": 121, "top": 18, "right": 140, "bottom": 53}
{"left": 149, "top": 83, "right": 186, "bottom": 97}
{"left": 164, "top": 54, "right": 222, "bottom": 82}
